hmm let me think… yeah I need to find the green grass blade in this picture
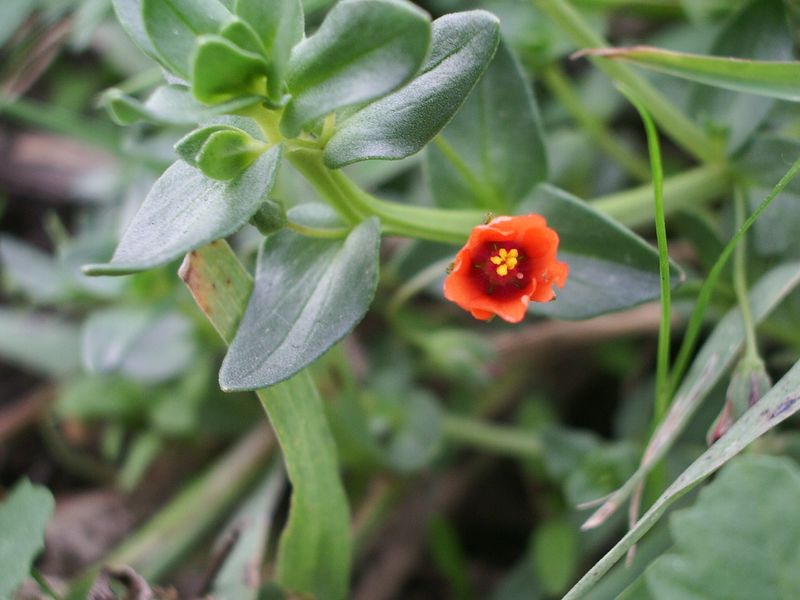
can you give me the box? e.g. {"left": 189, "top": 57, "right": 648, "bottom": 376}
{"left": 581, "top": 46, "right": 800, "bottom": 101}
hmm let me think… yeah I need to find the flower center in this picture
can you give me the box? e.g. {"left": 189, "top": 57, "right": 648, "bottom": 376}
{"left": 489, "top": 247, "right": 518, "bottom": 276}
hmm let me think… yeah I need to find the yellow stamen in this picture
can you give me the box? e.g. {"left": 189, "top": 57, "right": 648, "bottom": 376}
{"left": 490, "top": 247, "right": 519, "bottom": 276}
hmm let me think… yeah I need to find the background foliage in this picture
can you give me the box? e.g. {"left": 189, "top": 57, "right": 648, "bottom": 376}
{"left": 1, "top": 0, "right": 800, "bottom": 598}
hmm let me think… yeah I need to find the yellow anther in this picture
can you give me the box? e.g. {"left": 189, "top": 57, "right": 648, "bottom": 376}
{"left": 490, "top": 247, "right": 519, "bottom": 276}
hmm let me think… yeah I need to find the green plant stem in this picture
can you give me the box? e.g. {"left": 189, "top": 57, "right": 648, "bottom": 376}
{"left": 296, "top": 155, "right": 728, "bottom": 241}
{"left": 541, "top": 64, "right": 651, "bottom": 181}
{"left": 732, "top": 186, "right": 759, "bottom": 362}
{"left": 592, "top": 163, "right": 729, "bottom": 227}
{"left": 623, "top": 88, "right": 671, "bottom": 422}
{"left": 572, "top": 0, "right": 684, "bottom": 17}
{"left": 441, "top": 413, "right": 543, "bottom": 461}
{"left": 250, "top": 106, "right": 727, "bottom": 245}
{"left": 668, "top": 156, "right": 800, "bottom": 397}
{"left": 533, "top": 0, "right": 722, "bottom": 163}
{"left": 328, "top": 167, "right": 487, "bottom": 243}
{"left": 287, "top": 219, "right": 350, "bottom": 239}
{"left": 286, "top": 148, "right": 364, "bottom": 223}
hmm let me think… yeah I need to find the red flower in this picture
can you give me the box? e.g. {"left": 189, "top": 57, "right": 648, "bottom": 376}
{"left": 443, "top": 214, "right": 568, "bottom": 323}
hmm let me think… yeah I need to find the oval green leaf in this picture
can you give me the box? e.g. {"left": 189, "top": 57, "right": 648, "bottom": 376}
{"left": 180, "top": 243, "right": 353, "bottom": 599}
{"left": 83, "top": 145, "right": 281, "bottom": 275}
{"left": 220, "top": 218, "right": 380, "bottom": 391}
{"left": 426, "top": 38, "right": 547, "bottom": 212}
{"left": 280, "top": 0, "right": 431, "bottom": 137}
{"left": 219, "top": 15, "right": 265, "bottom": 55}
{"left": 324, "top": 10, "right": 500, "bottom": 167}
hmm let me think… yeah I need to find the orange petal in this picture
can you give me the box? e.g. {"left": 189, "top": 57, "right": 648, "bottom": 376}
{"left": 470, "top": 308, "right": 494, "bottom": 320}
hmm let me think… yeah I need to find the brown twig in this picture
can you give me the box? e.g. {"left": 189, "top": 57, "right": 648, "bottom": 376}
{"left": 88, "top": 565, "right": 154, "bottom": 600}
{"left": 0, "top": 384, "right": 53, "bottom": 443}
{"left": 1, "top": 18, "right": 72, "bottom": 100}
{"left": 195, "top": 524, "right": 242, "bottom": 597}
{"left": 490, "top": 302, "right": 675, "bottom": 358}
{"left": 0, "top": 130, "right": 117, "bottom": 203}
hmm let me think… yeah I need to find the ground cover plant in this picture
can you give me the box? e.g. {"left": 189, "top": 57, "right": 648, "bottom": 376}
{"left": 2, "top": 0, "right": 800, "bottom": 597}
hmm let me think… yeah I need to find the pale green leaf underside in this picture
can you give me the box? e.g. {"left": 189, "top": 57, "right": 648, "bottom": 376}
{"left": 102, "top": 85, "right": 262, "bottom": 127}
{"left": 641, "top": 456, "right": 800, "bottom": 600}
{"left": 111, "top": 0, "right": 158, "bottom": 59}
